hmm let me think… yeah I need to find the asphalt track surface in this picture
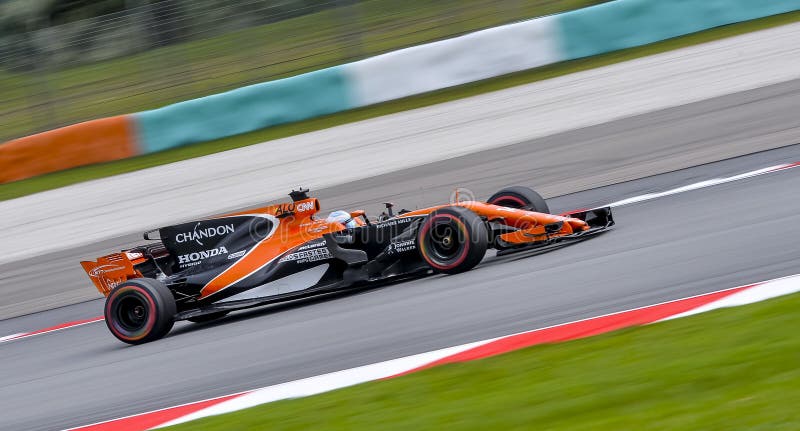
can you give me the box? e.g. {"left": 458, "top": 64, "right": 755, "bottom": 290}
{"left": 3, "top": 77, "right": 800, "bottom": 320}
{"left": 1, "top": 141, "right": 799, "bottom": 429}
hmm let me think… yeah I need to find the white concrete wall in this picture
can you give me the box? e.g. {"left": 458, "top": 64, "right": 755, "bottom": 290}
{"left": 346, "top": 16, "right": 561, "bottom": 106}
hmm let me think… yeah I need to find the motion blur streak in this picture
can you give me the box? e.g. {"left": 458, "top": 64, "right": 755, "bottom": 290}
{"left": 3, "top": 0, "right": 798, "bottom": 181}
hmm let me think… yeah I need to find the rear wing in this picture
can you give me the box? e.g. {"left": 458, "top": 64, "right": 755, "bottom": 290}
{"left": 80, "top": 251, "right": 145, "bottom": 296}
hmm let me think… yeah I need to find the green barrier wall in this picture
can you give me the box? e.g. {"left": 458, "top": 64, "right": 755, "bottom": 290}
{"left": 134, "top": 66, "right": 353, "bottom": 154}
{"left": 559, "top": 0, "right": 800, "bottom": 60}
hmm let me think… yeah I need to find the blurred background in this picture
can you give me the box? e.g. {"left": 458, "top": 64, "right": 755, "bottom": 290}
{"left": 0, "top": 0, "right": 606, "bottom": 142}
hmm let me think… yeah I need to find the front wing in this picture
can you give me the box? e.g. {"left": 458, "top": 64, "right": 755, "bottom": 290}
{"left": 495, "top": 207, "right": 614, "bottom": 256}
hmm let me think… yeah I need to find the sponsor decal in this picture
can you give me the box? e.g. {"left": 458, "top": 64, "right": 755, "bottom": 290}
{"left": 296, "top": 201, "right": 315, "bottom": 212}
{"left": 279, "top": 248, "right": 332, "bottom": 264}
{"left": 387, "top": 239, "right": 416, "bottom": 254}
{"left": 274, "top": 201, "right": 316, "bottom": 217}
{"left": 227, "top": 250, "right": 247, "bottom": 260}
{"left": 175, "top": 223, "right": 235, "bottom": 246}
{"left": 375, "top": 217, "right": 415, "bottom": 228}
{"left": 297, "top": 241, "right": 326, "bottom": 251}
{"left": 88, "top": 264, "right": 126, "bottom": 277}
{"left": 124, "top": 251, "right": 143, "bottom": 260}
{"left": 309, "top": 224, "right": 329, "bottom": 233}
{"left": 178, "top": 246, "right": 229, "bottom": 268}
{"left": 274, "top": 204, "right": 293, "bottom": 217}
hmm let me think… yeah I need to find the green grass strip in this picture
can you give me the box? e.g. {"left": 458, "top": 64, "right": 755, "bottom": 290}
{"left": 164, "top": 290, "right": 800, "bottom": 430}
{"left": 2, "top": 10, "right": 799, "bottom": 202}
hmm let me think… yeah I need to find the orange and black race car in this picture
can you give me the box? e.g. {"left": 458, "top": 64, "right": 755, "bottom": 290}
{"left": 81, "top": 186, "right": 613, "bottom": 344}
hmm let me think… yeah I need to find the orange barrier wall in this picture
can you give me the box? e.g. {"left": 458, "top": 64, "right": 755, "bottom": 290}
{"left": 0, "top": 115, "right": 137, "bottom": 184}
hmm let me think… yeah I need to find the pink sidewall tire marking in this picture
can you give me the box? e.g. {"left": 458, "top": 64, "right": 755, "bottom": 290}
{"left": 105, "top": 285, "right": 158, "bottom": 343}
{"left": 489, "top": 195, "right": 527, "bottom": 207}
{"left": 419, "top": 213, "right": 470, "bottom": 270}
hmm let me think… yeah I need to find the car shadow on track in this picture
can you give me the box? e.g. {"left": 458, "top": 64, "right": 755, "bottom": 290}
{"left": 166, "top": 274, "right": 432, "bottom": 338}
{"left": 169, "top": 242, "right": 608, "bottom": 338}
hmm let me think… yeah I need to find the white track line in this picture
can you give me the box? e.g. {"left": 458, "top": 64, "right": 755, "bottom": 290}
{"left": 607, "top": 163, "right": 794, "bottom": 207}
{"left": 155, "top": 340, "right": 495, "bottom": 428}
{"left": 0, "top": 317, "right": 104, "bottom": 344}
{"left": 660, "top": 274, "right": 800, "bottom": 321}
{"left": 0, "top": 333, "right": 26, "bottom": 342}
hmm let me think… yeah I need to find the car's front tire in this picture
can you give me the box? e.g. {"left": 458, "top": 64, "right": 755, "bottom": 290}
{"left": 417, "top": 206, "right": 488, "bottom": 274}
{"left": 487, "top": 186, "right": 549, "bottom": 214}
{"left": 105, "top": 278, "right": 176, "bottom": 345}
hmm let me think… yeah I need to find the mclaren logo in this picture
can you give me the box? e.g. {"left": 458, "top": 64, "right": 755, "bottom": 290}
{"left": 176, "top": 223, "right": 235, "bottom": 246}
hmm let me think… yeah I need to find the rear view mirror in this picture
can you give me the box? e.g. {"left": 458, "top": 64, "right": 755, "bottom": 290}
{"left": 143, "top": 229, "right": 162, "bottom": 241}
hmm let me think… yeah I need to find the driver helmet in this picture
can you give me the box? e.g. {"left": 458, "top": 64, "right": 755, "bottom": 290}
{"left": 326, "top": 210, "right": 358, "bottom": 229}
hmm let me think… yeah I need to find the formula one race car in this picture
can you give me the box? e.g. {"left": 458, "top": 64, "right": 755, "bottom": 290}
{"left": 81, "top": 186, "right": 613, "bottom": 344}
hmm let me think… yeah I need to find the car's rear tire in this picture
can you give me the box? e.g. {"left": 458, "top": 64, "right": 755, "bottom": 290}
{"left": 105, "top": 278, "right": 176, "bottom": 344}
{"left": 487, "top": 186, "right": 549, "bottom": 214}
{"left": 417, "top": 206, "right": 488, "bottom": 274}
{"left": 188, "top": 311, "right": 229, "bottom": 323}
